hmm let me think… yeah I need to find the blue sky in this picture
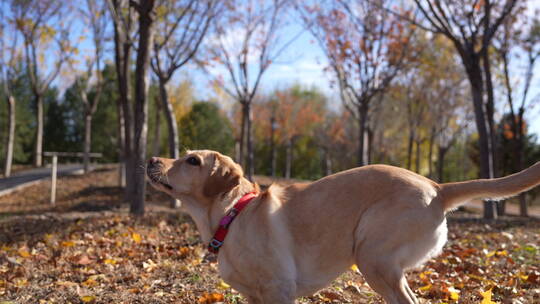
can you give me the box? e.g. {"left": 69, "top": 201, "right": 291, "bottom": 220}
{"left": 192, "top": 12, "right": 540, "bottom": 142}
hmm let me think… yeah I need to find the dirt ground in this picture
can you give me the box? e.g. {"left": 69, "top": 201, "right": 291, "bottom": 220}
{"left": 0, "top": 166, "right": 539, "bottom": 303}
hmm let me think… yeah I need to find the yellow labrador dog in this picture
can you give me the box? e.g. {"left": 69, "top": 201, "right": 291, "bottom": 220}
{"left": 146, "top": 150, "right": 540, "bottom": 304}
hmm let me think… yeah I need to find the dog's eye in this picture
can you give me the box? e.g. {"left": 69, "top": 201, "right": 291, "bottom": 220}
{"left": 186, "top": 156, "right": 200, "bottom": 166}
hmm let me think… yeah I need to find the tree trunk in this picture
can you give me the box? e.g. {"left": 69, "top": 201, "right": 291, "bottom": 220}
{"left": 437, "top": 146, "right": 447, "bottom": 183}
{"left": 367, "top": 127, "right": 374, "bottom": 164}
{"left": 83, "top": 113, "right": 92, "bottom": 173}
{"left": 120, "top": 74, "right": 134, "bottom": 200}
{"left": 152, "top": 95, "right": 161, "bottom": 156}
{"left": 406, "top": 133, "right": 414, "bottom": 170}
{"left": 323, "top": 147, "right": 332, "bottom": 176}
{"left": 34, "top": 94, "right": 44, "bottom": 167}
{"left": 466, "top": 62, "right": 496, "bottom": 219}
{"left": 234, "top": 140, "right": 240, "bottom": 163}
{"left": 428, "top": 132, "right": 435, "bottom": 179}
{"left": 239, "top": 103, "right": 246, "bottom": 168}
{"left": 482, "top": 48, "right": 498, "bottom": 180}
{"left": 269, "top": 115, "right": 276, "bottom": 177}
{"left": 131, "top": 0, "right": 156, "bottom": 216}
{"left": 285, "top": 137, "right": 293, "bottom": 179}
{"left": 517, "top": 193, "right": 527, "bottom": 216}
{"left": 244, "top": 102, "right": 254, "bottom": 180}
{"left": 158, "top": 80, "right": 181, "bottom": 209}
{"left": 517, "top": 109, "right": 528, "bottom": 217}
{"left": 496, "top": 199, "right": 506, "bottom": 217}
{"left": 116, "top": 100, "right": 126, "bottom": 187}
{"left": 4, "top": 95, "right": 15, "bottom": 177}
{"left": 158, "top": 79, "right": 179, "bottom": 159}
{"left": 112, "top": 2, "right": 134, "bottom": 201}
{"left": 415, "top": 139, "right": 421, "bottom": 173}
{"left": 357, "top": 103, "right": 368, "bottom": 167}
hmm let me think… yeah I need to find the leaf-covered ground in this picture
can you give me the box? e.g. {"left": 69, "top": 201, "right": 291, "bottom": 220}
{"left": 0, "top": 166, "right": 539, "bottom": 303}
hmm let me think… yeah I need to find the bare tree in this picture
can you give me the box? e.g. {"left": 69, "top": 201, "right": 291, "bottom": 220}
{"left": 151, "top": 0, "right": 219, "bottom": 161}
{"left": 107, "top": 0, "right": 136, "bottom": 198}
{"left": 401, "top": 76, "right": 428, "bottom": 172}
{"left": 431, "top": 86, "right": 471, "bottom": 183}
{"left": 108, "top": 0, "right": 157, "bottom": 215}
{"left": 151, "top": 94, "right": 162, "bottom": 157}
{"left": 495, "top": 13, "right": 540, "bottom": 216}
{"left": 298, "top": 0, "right": 414, "bottom": 166}
{"left": 13, "top": 0, "right": 73, "bottom": 167}
{"left": 428, "top": 81, "right": 470, "bottom": 182}
{"left": 131, "top": 0, "right": 157, "bottom": 215}
{"left": 75, "top": 0, "right": 109, "bottom": 173}
{"left": 412, "top": 0, "right": 519, "bottom": 219}
{"left": 206, "top": 0, "right": 293, "bottom": 180}
{"left": 0, "top": 4, "right": 21, "bottom": 177}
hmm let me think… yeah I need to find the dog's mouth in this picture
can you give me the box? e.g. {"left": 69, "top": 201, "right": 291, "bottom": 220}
{"left": 146, "top": 166, "right": 173, "bottom": 190}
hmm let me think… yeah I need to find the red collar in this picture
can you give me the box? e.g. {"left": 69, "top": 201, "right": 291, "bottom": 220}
{"left": 208, "top": 192, "right": 258, "bottom": 254}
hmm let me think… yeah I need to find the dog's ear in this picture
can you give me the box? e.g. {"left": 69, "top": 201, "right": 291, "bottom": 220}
{"left": 203, "top": 153, "right": 242, "bottom": 197}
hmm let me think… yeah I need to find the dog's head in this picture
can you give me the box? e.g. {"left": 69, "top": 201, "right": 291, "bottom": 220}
{"left": 146, "top": 150, "right": 244, "bottom": 201}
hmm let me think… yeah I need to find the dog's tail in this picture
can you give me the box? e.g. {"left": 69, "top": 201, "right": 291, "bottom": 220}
{"left": 438, "top": 161, "right": 540, "bottom": 211}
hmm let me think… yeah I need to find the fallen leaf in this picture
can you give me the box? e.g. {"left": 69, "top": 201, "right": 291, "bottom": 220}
{"left": 18, "top": 248, "right": 31, "bottom": 258}
{"left": 496, "top": 250, "right": 508, "bottom": 256}
{"left": 143, "top": 259, "right": 158, "bottom": 272}
{"left": 518, "top": 273, "right": 529, "bottom": 281}
{"left": 82, "top": 278, "right": 98, "bottom": 287}
{"left": 480, "top": 288, "right": 497, "bottom": 304}
{"left": 217, "top": 279, "right": 230, "bottom": 289}
{"left": 61, "top": 241, "right": 75, "bottom": 247}
{"left": 80, "top": 295, "right": 96, "bottom": 303}
{"left": 179, "top": 246, "right": 191, "bottom": 256}
{"left": 190, "top": 258, "right": 202, "bottom": 266}
{"left": 448, "top": 286, "right": 460, "bottom": 301}
{"left": 319, "top": 291, "right": 342, "bottom": 301}
{"left": 419, "top": 271, "right": 432, "bottom": 282}
{"left": 527, "top": 272, "right": 539, "bottom": 284}
{"left": 418, "top": 284, "right": 432, "bottom": 292}
{"left": 14, "top": 278, "right": 27, "bottom": 287}
{"left": 197, "top": 292, "right": 224, "bottom": 303}
{"left": 131, "top": 233, "right": 142, "bottom": 244}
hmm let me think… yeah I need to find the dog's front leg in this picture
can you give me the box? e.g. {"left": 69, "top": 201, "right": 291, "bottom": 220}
{"left": 245, "top": 295, "right": 262, "bottom": 304}
{"left": 244, "top": 281, "right": 296, "bottom": 303}
{"left": 258, "top": 280, "right": 296, "bottom": 304}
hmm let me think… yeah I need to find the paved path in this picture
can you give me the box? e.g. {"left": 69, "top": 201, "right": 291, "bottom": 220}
{"left": 0, "top": 164, "right": 84, "bottom": 196}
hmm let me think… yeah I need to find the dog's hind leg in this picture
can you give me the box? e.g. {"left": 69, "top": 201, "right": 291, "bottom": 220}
{"left": 403, "top": 279, "right": 419, "bottom": 304}
{"left": 355, "top": 255, "right": 417, "bottom": 304}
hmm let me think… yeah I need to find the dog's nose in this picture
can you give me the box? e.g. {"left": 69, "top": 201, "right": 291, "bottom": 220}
{"left": 148, "top": 157, "right": 161, "bottom": 167}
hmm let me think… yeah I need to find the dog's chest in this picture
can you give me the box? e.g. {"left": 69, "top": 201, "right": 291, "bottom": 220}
{"left": 217, "top": 252, "right": 260, "bottom": 296}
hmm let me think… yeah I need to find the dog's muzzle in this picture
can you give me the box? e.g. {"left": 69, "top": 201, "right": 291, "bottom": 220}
{"left": 147, "top": 158, "right": 173, "bottom": 190}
